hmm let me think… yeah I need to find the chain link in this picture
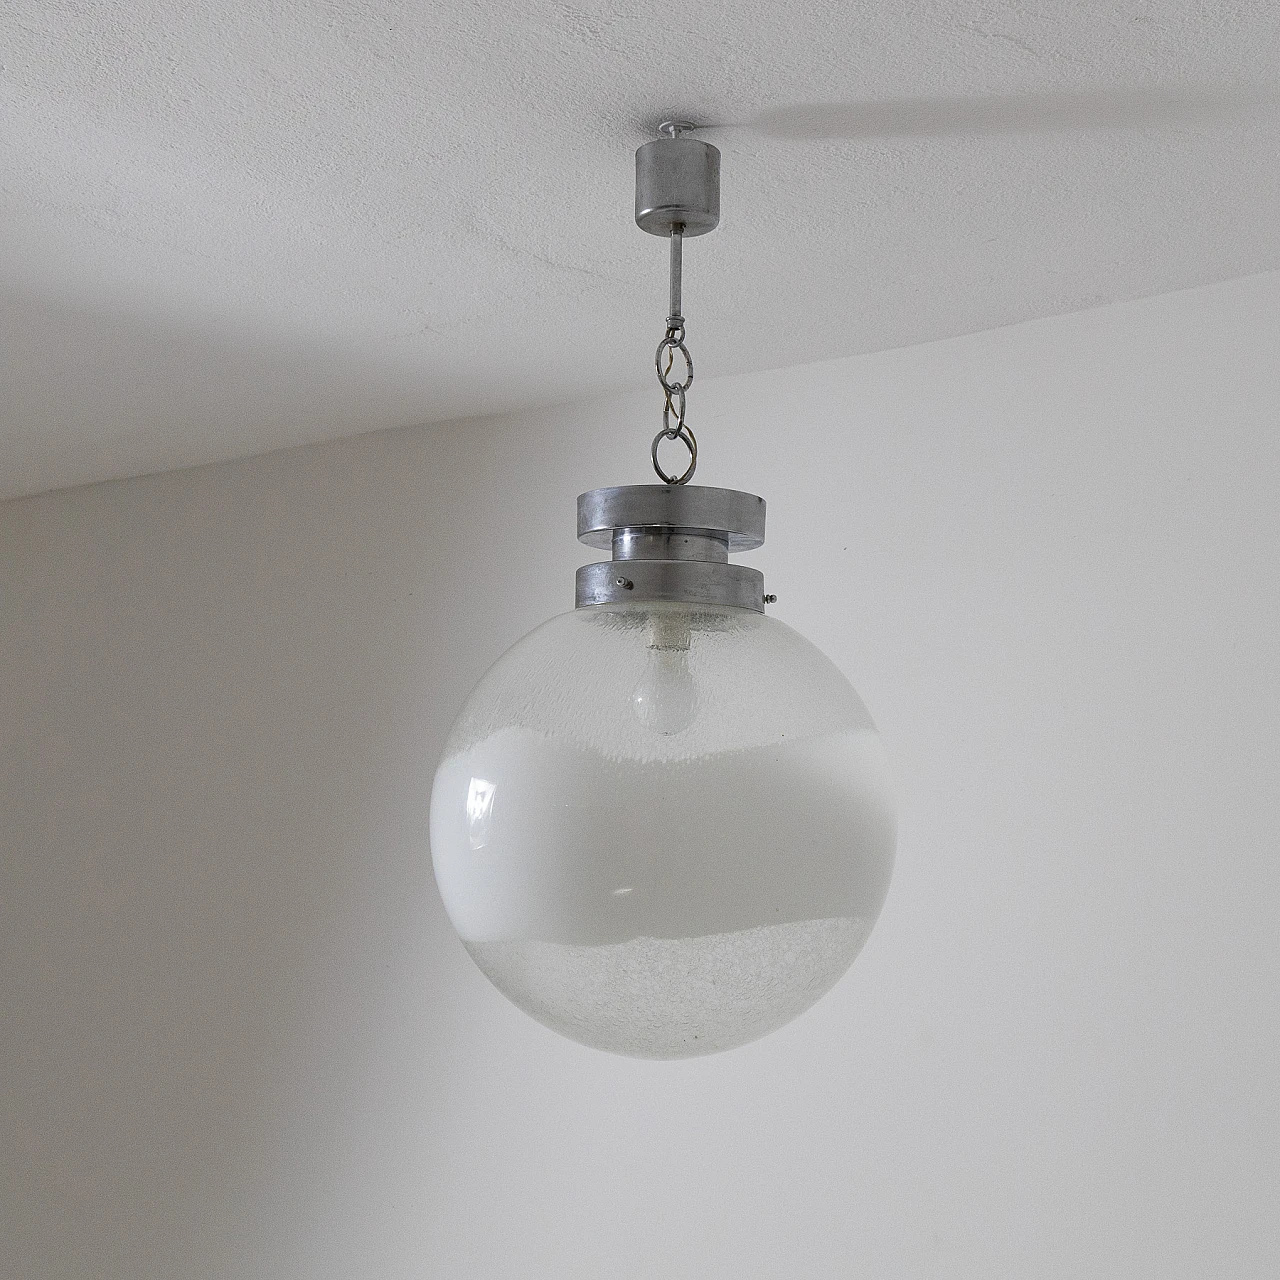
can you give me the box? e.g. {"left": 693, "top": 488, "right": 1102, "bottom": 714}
{"left": 652, "top": 318, "right": 697, "bottom": 485}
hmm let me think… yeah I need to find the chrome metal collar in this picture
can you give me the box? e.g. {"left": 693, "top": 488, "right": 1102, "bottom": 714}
{"left": 575, "top": 484, "right": 769, "bottom": 612}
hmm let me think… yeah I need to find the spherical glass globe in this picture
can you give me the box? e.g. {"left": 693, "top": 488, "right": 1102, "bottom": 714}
{"left": 430, "top": 600, "right": 895, "bottom": 1058}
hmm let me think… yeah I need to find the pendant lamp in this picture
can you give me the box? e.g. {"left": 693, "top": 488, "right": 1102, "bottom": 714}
{"left": 430, "top": 123, "right": 896, "bottom": 1057}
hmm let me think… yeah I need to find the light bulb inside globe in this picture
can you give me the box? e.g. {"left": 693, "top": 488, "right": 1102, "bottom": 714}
{"left": 630, "top": 612, "right": 697, "bottom": 735}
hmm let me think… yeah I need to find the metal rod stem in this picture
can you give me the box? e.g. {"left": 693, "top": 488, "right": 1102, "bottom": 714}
{"left": 668, "top": 226, "right": 683, "bottom": 322}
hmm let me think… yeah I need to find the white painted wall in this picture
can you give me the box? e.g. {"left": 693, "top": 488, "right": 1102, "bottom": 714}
{"left": 4, "top": 273, "right": 1278, "bottom": 1279}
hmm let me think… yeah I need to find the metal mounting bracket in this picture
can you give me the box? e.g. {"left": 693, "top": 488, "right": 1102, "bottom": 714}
{"left": 635, "top": 123, "right": 721, "bottom": 238}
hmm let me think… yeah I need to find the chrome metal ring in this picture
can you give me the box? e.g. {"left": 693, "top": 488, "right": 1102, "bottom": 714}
{"left": 661, "top": 388, "right": 686, "bottom": 435}
{"left": 577, "top": 558, "right": 764, "bottom": 612}
{"left": 655, "top": 337, "right": 693, "bottom": 393}
{"left": 651, "top": 423, "right": 697, "bottom": 485}
{"left": 576, "top": 484, "right": 767, "bottom": 552}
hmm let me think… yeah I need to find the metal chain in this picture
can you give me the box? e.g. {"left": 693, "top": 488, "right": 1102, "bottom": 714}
{"left": 652, "top": 228, "right": 697, "bottom": 484}
{"left": 653, "top": 319, "right": 696, "bottom": 484}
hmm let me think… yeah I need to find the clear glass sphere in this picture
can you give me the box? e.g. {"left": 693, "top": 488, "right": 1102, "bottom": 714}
{"left": 430, "top": 601, "right": 895, "bottom": 1058}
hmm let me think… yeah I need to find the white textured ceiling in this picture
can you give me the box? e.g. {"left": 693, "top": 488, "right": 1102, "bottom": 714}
{"left": 3, "top": 0, "right": 1279, "bottom": 498}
